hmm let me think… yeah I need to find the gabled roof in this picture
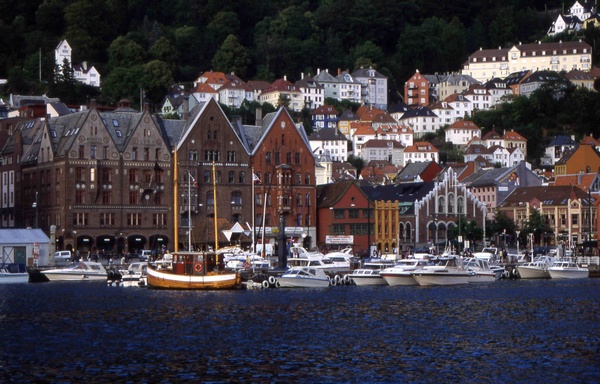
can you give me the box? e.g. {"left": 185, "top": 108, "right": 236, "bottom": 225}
{"left": 553, "top": 173, "right": 597, "bottom": 192}
{"left": 338, "top": 109, "right": 358, "bottom": 121}
{"left": 395, "top": 161, "right": 439, "bottom": 182}
{"left": 308, "top": 128, "right": 347, "bottom": 141}
{"left": 387, "top": 101, "right": 411, "bottom": 114}
{"left": 548, "top": 134, "right": 577, "bottom": 147}
{"left": 194, "top": 82, "right": 218, "bottom": 94}
{"left": 351, "top": 122, "right": 376, "bottom": 136}
{"left": 316, "top": 181, "right": 364, "bottom": 208}
{"left": 311, "top": 104, "right": 339, "bottom": 116}
{"left": 499, "top": 185, "right": 592, "bottom": 208}
{"left": 398, "top": 106, "right": 437, "bottom": 119}
{"left": 404, "top": 142, "right": 439, "bottom": 153}
{"left": 361, "top": 181, "right": 436, "bottom": 215}
{"left": 482, "top": 130, "right": 503, "bottom": 141}
{"left": 363, "top": 139, "right": 403, "bottom": 149}
{"left": 447, "top": 120, "right": 479, "bottom": 130}
{"left": 503, "top": 130, "right": 526, "bottom": 141}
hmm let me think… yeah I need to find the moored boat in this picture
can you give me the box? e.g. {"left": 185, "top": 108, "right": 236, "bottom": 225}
{"left": 463, "top": 257, "right": 498, "bottom": 283}
{"left": 547, "top": 260, "right": 589, "bottom": 279}
{"left": 41, "top": 261, "right": 107, "bottom": 281}
{"left": 380, "top": 259, "right": 429, "bottom": 286}
{"left": 412, "top": 256, "right": 470, "bottom": 286}
{"left": 0, "top": 263, "right": 29, "bottom": 284}
{"left": 146, "top": 251, "right": 240, "bottom": 289}
{"left": 515, "top": 256, "right": 554, "bottom": 279}
{"left": 276, "top": 266, "right": 330, "bottom": 288}
{"left": 349, "top": 259, "right": 396, "bottom": 286}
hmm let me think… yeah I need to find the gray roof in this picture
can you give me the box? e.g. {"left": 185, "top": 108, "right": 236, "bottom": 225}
{"left": 308, "top": 128, "right": 347, "bottom": 141}
{"left": 0, "top": 229, "right": 49, "bottom": 244}
{"left": 361, "top": 182, "right": 435, "bottom": 215}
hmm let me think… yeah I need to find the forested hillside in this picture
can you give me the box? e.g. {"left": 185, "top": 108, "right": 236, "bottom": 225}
{"left": 0, "top": 0, "right": 575, "bottom": 106}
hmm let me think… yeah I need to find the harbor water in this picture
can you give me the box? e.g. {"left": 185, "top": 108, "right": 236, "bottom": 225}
{"left": 1, "top": 279, "right": 599, "bottom": 383}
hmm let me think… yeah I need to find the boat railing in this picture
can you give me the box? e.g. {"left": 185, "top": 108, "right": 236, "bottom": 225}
{"left": 575, "top": 256, "right": 599, "bottom": 266}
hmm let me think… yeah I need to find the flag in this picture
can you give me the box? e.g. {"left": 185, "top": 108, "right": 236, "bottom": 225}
{"left": 253, "top": 173, "right": 261, "bottom": 184}
{"left": 190, "top": 174, "right": 198, "bottom": 188}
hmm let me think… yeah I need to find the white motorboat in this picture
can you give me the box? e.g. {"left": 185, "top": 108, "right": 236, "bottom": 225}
{"left": 0, "top": 263, "right": 29, "bottom": 284}
{"left": 463, "top": 257, "right": 498, "bottom": 283}
{"left": 276, "top": 267, "right": 330, "bottom": 288}
{"left": 117, "top": 262, "right": 148, "bottom": 287}
{"left": 515, "top": 256, "right": 554, "bottom": 279}
{"left": 412, "top": 256, "right": 470, "bottom": 286}
{"left": 323, "top": 248, "right": 354, "bottom": 272}
{"left": 379, "top": 259, "right": 429, "bottom": 286}
{"left": 548, "top": 260, "right": 589, "bottom": 279}
{"left": 42, "top": 261, "right": 107, "bottom": 281}
{"left": 349, "top": 259, "right": 396, "bottom": 286}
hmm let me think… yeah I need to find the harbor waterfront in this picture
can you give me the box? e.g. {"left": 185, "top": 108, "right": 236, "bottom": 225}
{"left": 1, "top": 279, "right": 599, "bottom": 383}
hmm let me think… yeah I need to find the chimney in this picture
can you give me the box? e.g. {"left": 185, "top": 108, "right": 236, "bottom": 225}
{"left": 82, "top": 61, "right": 87, "bottom": 71}
{"left": 578, "top": 170, "right": 584, "bottom": 184}
{"left": 182, "top": 95, "right": 190, "bottom": 120}
{"left": 284, "top": 75, "right": 287, "bottom": 81}
{"left": 338, "top": 68, "right": 341, "bottom": 76}
{"left": 301, "top": 72, "right": 304, "bottom": 79}
{"left": 317, "top": 68, "right": 320, "bottom": 75}
{"left": 255, "top": 107, "right": 263, "bottom": 126}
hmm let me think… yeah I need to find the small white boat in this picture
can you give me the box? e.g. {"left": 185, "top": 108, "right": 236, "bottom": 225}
{"left": 412, "top": 256, "right": 470, "bottom": 286}
{"left": 277, "top": 267, "right": 330, "bottom": 288}
{"left": 0, "top": 264, "right": 29, "bottom": 284}
{"left": 548, "top": 260, "right": 589, "bottom": 279}
{"left": 515, "top": 256, "right": 554, "bottom": 279}
{"left": 118, "top": 262, "right": 148, "bottom": 287}
{"left": 380, "top": 259, "right": 429, "bottom": 286}
{"left": 463, "top": 258, "right": 498, "bottom": 283}
{"left": 349, "top": 259, "right": 396, "bottom": 286}
{"left": 42, "top": 261, "right": 107, "bottom": 281}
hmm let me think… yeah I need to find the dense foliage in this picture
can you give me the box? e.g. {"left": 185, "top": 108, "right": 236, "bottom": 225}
{"left": 0, "top": 0, "right": 572, "bottom": 107}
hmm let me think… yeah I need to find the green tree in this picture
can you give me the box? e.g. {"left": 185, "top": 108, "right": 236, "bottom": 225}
{"left": 212, "top": 35, "right": 250, "bottom": 78}
{"left": 348, "top": 155, "right": 365, "bottom": 176}
{"left": 351, "top": 41, "right": 384, "bottom": 70}
{"left": 522, "top": 209, "right": 549, "bottom": 246}
{"left": 107, "top": 36, "right": 146, "bottom": 70}
{"left": 141, "top": 60, "right": 174, "bottom": 105}
{"left": 102, "top": 65, "right": 145, "bottom": 106}
{"left": 149, "top": 37, "right": 178, "bottom": 68}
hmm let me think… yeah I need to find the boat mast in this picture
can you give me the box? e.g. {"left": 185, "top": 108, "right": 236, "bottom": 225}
{"left": 212, "top": 162, "right": 218, "bottom": 251}
{"left": 173, "top": 148, "right": 179, "bottom": 252}
{"left": 252, "top": 166, "right": 255, "bottom": 254}
{"left": 188, "top": 171, "right": 192, "bottom": 251}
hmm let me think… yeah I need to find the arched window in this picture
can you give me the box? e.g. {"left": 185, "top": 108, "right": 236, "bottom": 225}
{"left": 238, "top": 171, "right": 246, "bottom": 184}
{"left": 448, "top": 193, "right": 455, "bottom": 214}
{"left": 228, "top": 171, "right": 235, "bottom": 183}
{"left": 438, "top": 196, "right": 445, "bottom": 213}
{"left": 457, "top": 196, "right": 465, "bottom": 214}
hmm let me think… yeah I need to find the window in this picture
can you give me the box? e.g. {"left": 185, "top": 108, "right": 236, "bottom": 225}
{"left": 305, "top": 173, "right": 310, "bottom": 185}
{"left": 75, "top": 190, "right": 85, "bottom": 204}
{"left": 79, "top": 145, "right": 85, "bottom": 159}
{"left": 129, "top": 191, "right": 138, "bottom": 205}
{"left": 76, "top": 167, "right": 85, "bottom": 181}
{"left": 129, "top": 169, "right": 139, "bottom": 184}
{"left": 231, "top": 191, "right": 242, "bottom": 205}
{"left": 132, "top": 148, "right": 138, "bottom": 160}
{"left": 348, "top": 209, "right": 359, "bottom": 219}
{"left": 73, "top": 212, "right": 88, "bottom": 226}
{"left": 227, "top": 151, "right": 236, "bottom": 162}
{"left": 153, "top": 213, "right": 167, "bottom": 226}
{"left": 286, "top": 152, "right": 292, "bottom": 164}
{"left": 296, "top": 173, "right": 302, "bottom": 185}
{"left": 229, "top": 171, "right": 235, "bottom": 183}
{"left": 100, "top": 213, "right": 114, "bottom": 226}
{"left": 334, "top": 209, "right": 345, "bottom": 219}
{"left": 101, "top": 190, "right": 111, "bottom": 204}
{"left": 155, "top": 148, "right": 162, "bottom": 160}
{"left": 127, "top": 213, "right": 141, "bottom": 226}
{"left": 265, "top": 173, "right": 271, "bottom": 185}
{"left": 103, "top": 146, "right": 109, "bottom": 159}
{"left": 274, "top": 152, "right": 280, "bottom": 164}
{"left": 144, "top": 148, "right": 150, "bottom": 161}
{"left": 90, "top": 145, "right": 97, "bottom": 159}
{"left": 189, "top": 150, "right": 198, "bottom": 161}
{"left": 295, "top": 152, "right": 301, "bottom": 165}
{"left": 238, "top": 171, "right": 246, "bottom": 184}
{"left": 102, "top": 168, "right": 111, "bottom": 183}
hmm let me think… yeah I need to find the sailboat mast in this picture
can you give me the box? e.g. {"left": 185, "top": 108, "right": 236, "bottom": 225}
{"left": 252, "top": 166, "right": 255, "bottom": 254}
{"left": 213, "top": 162, "right": 219, "bottom": 251}
{"left": 173, "top": 148, "right": 179, "bottom": 252}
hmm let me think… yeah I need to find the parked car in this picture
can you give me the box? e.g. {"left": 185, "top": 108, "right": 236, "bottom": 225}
{"left": 139, "top": 250, "right": 152, "bottom": 261}
{"left": 54, "top": 251, "right": 72, "bottom": 264}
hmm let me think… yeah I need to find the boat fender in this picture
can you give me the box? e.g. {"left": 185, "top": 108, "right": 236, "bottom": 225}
{"left": 275, "top": 280, "right": 281, "bottom": 288}
{"left": 343, "top": 275, "right": 350, "bottom": 284}
{"left": 262, "top": 280, "right": 269, "bottom": 289}
{"left": 502, "top": 271, "right": 510, "bottom": 279}
{"left": 334, "top": 275, "right": 342, "bottom": 285}
{"left": 194, "top": 263, "right": 203, "bottom": 273}
{"left": 331, "top": 278, "right": 337, "bottom": 286}
{"left": 268, "top": 276, "right": 276, "bottom": 285}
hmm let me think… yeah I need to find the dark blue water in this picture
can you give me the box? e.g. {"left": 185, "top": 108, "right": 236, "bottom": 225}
{"left": 1, "top": 279, "right": 599, "bottom": 383}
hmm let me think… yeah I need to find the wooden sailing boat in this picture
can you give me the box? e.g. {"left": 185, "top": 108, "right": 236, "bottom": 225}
{"left": 146, "top": 155, "right": 240, "bottom": 289}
